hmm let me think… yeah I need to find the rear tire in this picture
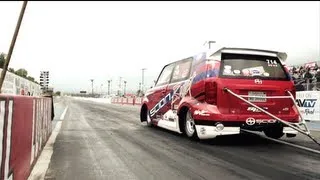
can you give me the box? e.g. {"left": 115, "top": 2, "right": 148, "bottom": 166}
{"left": 184, "top": 110, "right": 199, "bottom": 140}
{"left": 264, "top": 125, "right": 284, "bottom": 139}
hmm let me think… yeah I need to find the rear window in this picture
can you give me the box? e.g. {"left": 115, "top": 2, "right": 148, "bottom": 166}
{"left": 219, "top": 53, "right": 290, "bottom": 80}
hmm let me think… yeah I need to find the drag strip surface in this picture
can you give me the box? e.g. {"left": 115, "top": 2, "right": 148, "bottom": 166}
{"left": 44, "top": 98, "right": 320, "bottom": 180}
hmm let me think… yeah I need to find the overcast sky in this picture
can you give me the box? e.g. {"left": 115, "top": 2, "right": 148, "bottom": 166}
{"left": 0, "top": 1, "right": 319, "bottom": 93}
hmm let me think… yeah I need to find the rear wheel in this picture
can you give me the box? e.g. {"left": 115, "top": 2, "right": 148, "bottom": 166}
{"left": 263, "top": 125, "right": 284, "bottom": 139}
{"left": 184, "top": 110, "right": 199, "bottom": 140}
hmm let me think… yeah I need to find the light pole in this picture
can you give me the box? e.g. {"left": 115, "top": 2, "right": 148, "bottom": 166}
{"left": 123, "top": 80, "right": 127, "bottom": 97}
{"left": 141, "top": 68, "right": 146, "bottom": 93}
{"left": 107, "top": 80, "right": 111, "bottom": 95}
{"left": 90, "top": 79, "right": 94, "bottom": 95}
{"left": 205, "top": 40, "right": 216, "bottom": 49}
{"left": 138, "top": 82, "right": 141, "bottom": 96}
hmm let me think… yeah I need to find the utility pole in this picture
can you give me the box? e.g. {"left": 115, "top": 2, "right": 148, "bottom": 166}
{"left": 141, "top": 68, "right": 146, "bottom": 93}
{"left": 107, "top": 80, "right": 111, "bottom": 95}
{"left": 90, "top": 79, "right": 94, "bottom": 95}
{"left": 0, "top": 1, "right": 28, "bottom": 93}
{"left": 118, "top": 77, "right": 122, "bottom": 96}
{"left": 123, "top": 80, "right": 127, "bottom": 97}
{"left": 138, "top": 82, "right": 141, "bottom": 96}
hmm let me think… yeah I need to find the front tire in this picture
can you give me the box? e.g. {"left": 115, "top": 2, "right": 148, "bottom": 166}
{"left": 263, "top": 125, "right": 284, "bottom": 139}
{"left": 184, "top": 110, "right": 199, "bottom": 140}
{"left": 146, "top": 111, "right": 153, "bottom": 127}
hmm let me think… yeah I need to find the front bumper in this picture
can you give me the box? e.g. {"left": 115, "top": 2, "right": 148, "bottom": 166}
{"left": 195, "top": 124, "right": 299, "bottom": 139}
{"left": 195, "top": 125, "right": 240, "bottom": 139}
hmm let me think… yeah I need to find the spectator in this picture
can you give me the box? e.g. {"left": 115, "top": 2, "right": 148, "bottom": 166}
{"left": 315, "top": 69, "right": 320, "bottom": 82}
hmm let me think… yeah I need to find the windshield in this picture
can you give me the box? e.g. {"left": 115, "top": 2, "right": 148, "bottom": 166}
{"left": 219, "top": 53, "right": 290, "bottom": 80}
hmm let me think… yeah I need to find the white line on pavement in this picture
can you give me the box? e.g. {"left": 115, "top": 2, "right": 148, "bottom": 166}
{"left": 28, "top": 106, "right": 68, "bottom": 180}
{"left": 60, "top": 106, "right": 68, "bottom": 120}
{"left": 242, "top": 129, "right": 320, "bottom": 155}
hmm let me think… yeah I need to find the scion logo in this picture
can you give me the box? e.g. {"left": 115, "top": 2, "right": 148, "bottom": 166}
{"left": 254, "top": 79, "right": 262, "bottom": 84}
{"left": 245, "top": 117, "right": 277, "bottom": 125}
{"left": 246, "top": 118, "right": 256, "bottom": 125}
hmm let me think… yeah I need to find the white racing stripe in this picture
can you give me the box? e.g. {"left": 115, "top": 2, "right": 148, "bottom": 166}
{"left": 28, "top": 106, "right": 68, "bottom": 180}
{"left": 0, "top": 101, "right": 5, "bottom": 176}
{"left": 4, "top": 100, "right": 13, "bottom": 180}
{"left": 242, "top": 129, "right": 320, "bottom": 154}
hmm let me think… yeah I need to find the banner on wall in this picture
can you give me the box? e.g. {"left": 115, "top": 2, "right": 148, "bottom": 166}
{"left": 0, "top": 68, "right": 41, "bottom": 96}
{"left": 296, "top": 91, "right": 320, "bottom": 121}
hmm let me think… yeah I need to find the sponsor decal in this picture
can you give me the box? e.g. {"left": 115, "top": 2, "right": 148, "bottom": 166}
{"left": 194, "top": 110, "right": 210, "bottom": 116}
{"left": 266, "top": 59, "right": 278, "bottom": 67}
{"left": 247, "top": 106, "right": 268, "bottom": 112}
{"left": 150, "top": 83, "right": 184, "bottom": 117}
{"left": 200, "top": 127, "right": 206, "bottom": 135}
{"left": 296, "top": 99, "right": 317, "bottom": 115}
{"left": 282, "top": 107, "right": 289, "bottom": 111}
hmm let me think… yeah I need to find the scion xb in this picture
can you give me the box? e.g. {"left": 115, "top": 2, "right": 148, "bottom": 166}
{"left": 140, "top": 47, "right": 299, "bottom": 140}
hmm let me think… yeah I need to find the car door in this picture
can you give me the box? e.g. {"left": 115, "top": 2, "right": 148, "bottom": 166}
{"left": 165, "top": 58, "right": 193, "bottom": 114}
{"left": 148, "top": 63, "right": 175, "bottom": 120}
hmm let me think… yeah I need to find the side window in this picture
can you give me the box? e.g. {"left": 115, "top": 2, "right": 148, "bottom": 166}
{"left": 171, "top": 58, "right": 192, "bottom": 83}
{"left": 156, "top": 63, "right": 175, "bottom": 86}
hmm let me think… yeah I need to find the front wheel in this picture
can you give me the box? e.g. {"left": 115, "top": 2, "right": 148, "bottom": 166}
{"left": 263, "top": 125, "right": 284, "bottom": 139}
{"left": 184, "top": 110, "right": 199, "bottom": 140}
{"left": 146, "top": 111, "right": 153, "bottom": 127}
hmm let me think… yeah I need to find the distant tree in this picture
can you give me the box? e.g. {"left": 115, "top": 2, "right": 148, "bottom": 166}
{"left": 15, "top": 68, "right": 28, "bottom": 77}
{"left": 0, "top": 53, "right": 6, "bottom": 68}
{"left": 8, "top": 68, "right": 15, "bottom": 73}
{"left": 27, "top": 76, "right": 35, "bottom": 82}
{"left": 54, "top": 91, "right": 61, "bottom": 96}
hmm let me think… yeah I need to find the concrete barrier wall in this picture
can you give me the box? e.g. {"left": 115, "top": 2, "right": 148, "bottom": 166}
{"left": 0, "top": 95, "right": 52, "bottom": 180}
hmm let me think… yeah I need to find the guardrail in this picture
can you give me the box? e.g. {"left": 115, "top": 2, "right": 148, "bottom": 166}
{"left": 111, "top": 96, "right": 143, "bottom": 106}
{"left": 0, "top": 95, "right": 52, "bottom": 180}
{"left": 294, "top": 79, "right": 320, "bottom": 91}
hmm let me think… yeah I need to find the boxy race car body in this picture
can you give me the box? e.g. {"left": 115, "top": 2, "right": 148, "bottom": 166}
{"left": 140, "top": 47, "right": 299, "bottom": 140}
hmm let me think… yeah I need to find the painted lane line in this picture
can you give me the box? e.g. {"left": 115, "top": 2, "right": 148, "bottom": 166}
{"left": 28, "top": 106, "right": 68, "bottom": 180}
{"left": 241, "top": 129, "right": 320, "bottom": 155}
{"left": 60, "top": 106, "right": 68, "bottom": 120}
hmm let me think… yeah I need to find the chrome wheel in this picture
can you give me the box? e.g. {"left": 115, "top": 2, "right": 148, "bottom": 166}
{"left": 185, "top": 110, "right": 196, "bottom": 137}
{"left": 146, "top": 111, "right": 153, "bottom": 127}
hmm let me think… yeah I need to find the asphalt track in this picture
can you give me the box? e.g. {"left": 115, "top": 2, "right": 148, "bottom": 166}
{"left": 44, "top": 97, "right": 320, "bottom": 180}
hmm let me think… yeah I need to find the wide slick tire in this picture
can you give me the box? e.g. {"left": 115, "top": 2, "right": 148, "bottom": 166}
{"left": 263, "top": 125, "right": 284, "bottom": 139}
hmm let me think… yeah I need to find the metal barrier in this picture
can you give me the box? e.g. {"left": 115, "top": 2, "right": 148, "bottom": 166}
{"left": 294, "top": 79, "right": 320, "bottom": 91}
